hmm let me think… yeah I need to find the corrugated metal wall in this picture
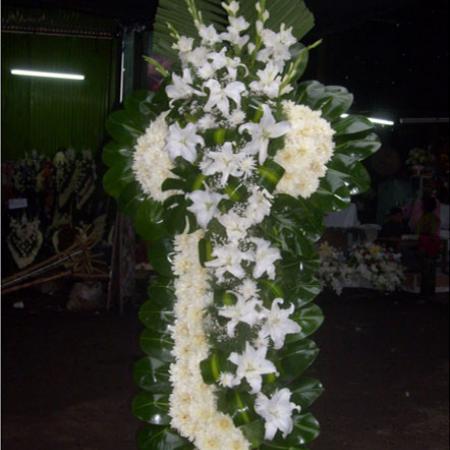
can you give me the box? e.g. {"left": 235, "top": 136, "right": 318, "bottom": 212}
{"left": 1, "top": 31, "right": 119, "bottom": 160}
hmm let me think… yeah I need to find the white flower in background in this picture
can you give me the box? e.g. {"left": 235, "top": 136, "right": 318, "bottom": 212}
{"left": 187, "top": 190, "right": 224, "bottom": 228}
{"left": 261, "top": 299, "right": 301, "bottom": 349}
{"left": 251, "top": 238, "right": 281, "bottom": 279}
{"left": 166, "top": 122, "right": 204, "bottom": 163}
{"left": 250, "top": 63, "right": 282, "bottom": 98}
{"left": 246, "top": 188, "right": 273, "bottom": 224}
{"left": 166, "top": 69, "right": 199, "bottom": 102}
{"left": 201, "top": 142, "right": 248, "bottom": 186}
{"left": 219, "top": 295, "right": 264, "bottom": 337}
{"left": 199, "top": 24, "right": 222, "bottom": 46}
{"left": 206, "top": 242, "right": 254, "bottom": 280}
{"left": 255, "top": 389, "right": 300, "bottom": 440}
{"left": 275, "top": 101, "right": 335, "bottom": 198}
{"left": 219, "top": 372, "right": 240, "bottom": 388}
{"left": 218, "top": 210, "right": 251, "bottom": 241}
{"left": 204, "top": 79, "right": 247, "bottom": 117}
{"left": 132, "top": 112, "right": 176, "bottom": 202}
{"left": 229, "top": 342, "right": 278, "bottom": 393}
{"left": 240, "top": 105, "right": 291, "bottom": 164}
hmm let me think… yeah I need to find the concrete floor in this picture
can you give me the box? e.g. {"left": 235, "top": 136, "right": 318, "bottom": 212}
{"left": 2, "top": 289, "right": 449, "bottom": 450}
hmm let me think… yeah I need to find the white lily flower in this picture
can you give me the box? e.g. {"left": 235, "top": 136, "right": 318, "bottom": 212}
{"left": 219, "top": 295, "right": 264, "bottom": 337}
{"left": 199, "top": 24, "right": 222, "bottom": 46}
{"left": 166, "top": 69, "right": 196, "bottom": 102}
{"left": 200, "top": 142, "right": 247, "bottom": 186}
{"left": 249, "top": 62, "right": 282, "bottom": 98}
{"left": 239, "top": 105, "right": 291, "bottom": 164}
{"left": 251, "top": 237, "right": 281, "bottom": 279}
{"left": 218, "top": 210, "right": 251, "bottom": 241}
{"left": 208, "top": 49, "right": 228, "bottom": 70}
{"left": 229, "top": 342, "right": 278, "bottom": 393}
{"left": 204, "top": 79, "right": 246, "bottom": 117}
{"left": 255, "top": 388, "right": 301, "bottom": 440}
{"left": 261, "top": 299, "right": 301, "bottom": 349}
{"left": 257, "top": 25, "right": 297, "bottom": 72}
{"left": 166, "top": 122, "right": 204, "bottom": 163}
{"left": 206, "top": 242, "right": 254, "bottom": 280}
{"left": 187, "top": 190, "right": 224, "bottom": 228}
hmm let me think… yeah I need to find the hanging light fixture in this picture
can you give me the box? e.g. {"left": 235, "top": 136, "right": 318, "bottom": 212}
{"left": 10, "top": 69, "right": 85, "bottom": 81}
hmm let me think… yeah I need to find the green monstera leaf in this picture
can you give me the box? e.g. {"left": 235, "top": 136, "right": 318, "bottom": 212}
{"left": 137, "top": 425, "right": 194, "bottom": 450}
{"left": 132, "top": 392, "right": 171, "bottom": 425}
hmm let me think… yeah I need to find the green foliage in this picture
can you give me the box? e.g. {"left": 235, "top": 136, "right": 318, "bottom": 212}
{"left": 137, "top": 425, "right": 194, "bottom": 450}
{"left": 151, "top": 0, "right": 314, "bottom": 61}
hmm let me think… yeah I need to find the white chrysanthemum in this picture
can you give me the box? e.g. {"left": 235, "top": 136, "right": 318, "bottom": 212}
{"left": 132, "top": 112, "right": 176, "bottom": 202}
{"left": 169, "top": 232, "right": 250, "bottom": 450}
{"left": 275, "top": 101, "right": 335, "bottom": 199}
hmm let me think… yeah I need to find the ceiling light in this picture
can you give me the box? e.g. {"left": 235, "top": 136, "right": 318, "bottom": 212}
{"left": 341, "top": 114, "right": 394, "bottom": 126}
{"left": 11, "top": 69, "right": 85, "bottom": 81}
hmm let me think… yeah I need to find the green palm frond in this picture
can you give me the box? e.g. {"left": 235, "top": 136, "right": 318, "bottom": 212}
{"left": 151, "top": 0, "right": 315, "bottom": 60}
{"left": 239, "top": 0, "right": 314, "bottom": 40}
{"left": 152, "top": 0, "right": 228, "bottom": 58}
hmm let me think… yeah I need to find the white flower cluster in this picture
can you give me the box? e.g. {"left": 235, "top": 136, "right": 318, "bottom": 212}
{"left": 132, "top": 112, "right": 176, "bottom": 202}
{"left": 317, "top": 242, "right": 353, "bottom": 295}
{"left": 131, "top": 0, "right": 336, "bottom": 445}
{"left": 275, "top": 101, "right": 335, "bottom": 198}
{"left": 169, "top": 231, "right": 250, "bottom": 450}
{"left": 318, "top": 242, "right": 404, "bottom": 293}
{"left": 350, "top": 243, "right": 404, "bottom": 292}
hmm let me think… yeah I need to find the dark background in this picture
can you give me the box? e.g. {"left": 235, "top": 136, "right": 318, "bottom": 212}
{"left": 3, "top": 0, "right": 449, "bottom": 118}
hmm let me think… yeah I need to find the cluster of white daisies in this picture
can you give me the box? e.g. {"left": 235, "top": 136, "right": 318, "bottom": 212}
{"left": 132, "top": 1, "right": 336, "bottom": 448}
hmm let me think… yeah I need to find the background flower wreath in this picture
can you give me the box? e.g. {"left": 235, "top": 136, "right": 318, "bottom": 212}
{"left": 103, "top": 0, "right": 381, "bottom": 448}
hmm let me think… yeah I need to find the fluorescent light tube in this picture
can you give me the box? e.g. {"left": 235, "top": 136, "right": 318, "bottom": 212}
{"left": 341, "top": 114, "right": 394, "bottom": 126}
{"left": 11, "top": 69, "right": 85, "bottom": 81}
